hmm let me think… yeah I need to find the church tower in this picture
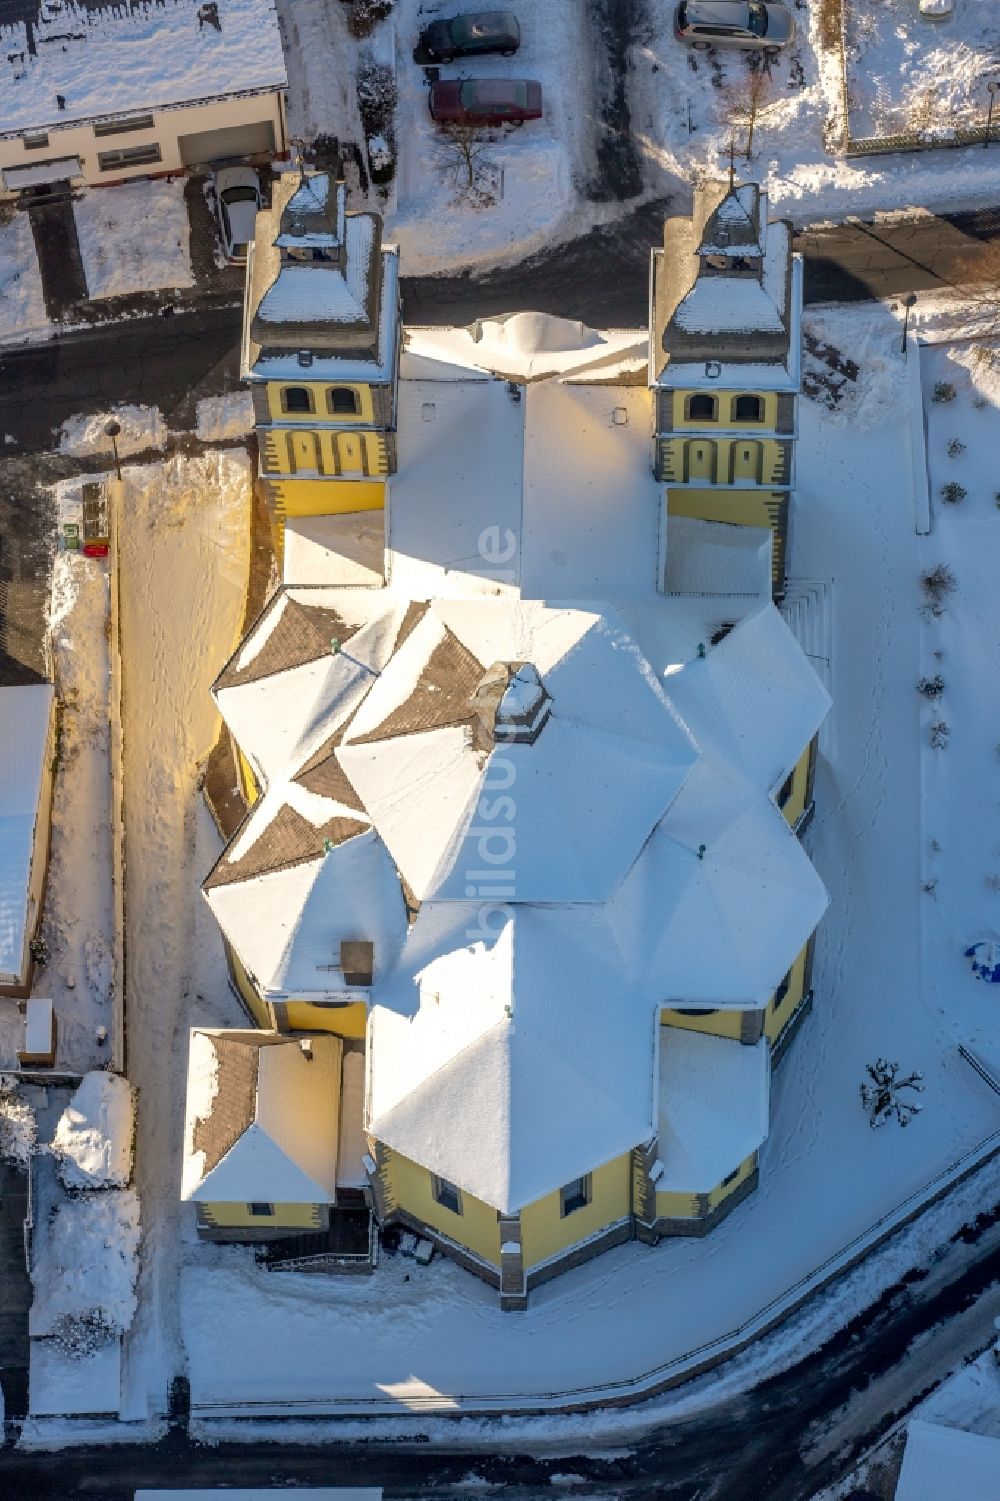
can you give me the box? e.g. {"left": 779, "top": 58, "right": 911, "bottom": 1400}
{"left": 650, "top": 178, "right": 801, "bottom": 598}
{"left": 242, "top": 170, "right": 400, "bottom": 545}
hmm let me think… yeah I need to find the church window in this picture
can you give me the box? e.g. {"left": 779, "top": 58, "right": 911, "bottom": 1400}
{"left": 327, "top": 387, "right": 360, "bottom": 416}
{"left": 686, "top": 394, "right": 717, "bottom": 422}
{"left": 281, "top": 386, "right": 314, "bottom": 414}
{"left": 734, "top": 394, "right": 764, "bottom": 422}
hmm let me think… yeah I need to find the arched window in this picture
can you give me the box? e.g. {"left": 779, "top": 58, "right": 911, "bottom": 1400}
{"left": 734, "top": 394, "right": 764, "bottom": 422}
{"left": 282, "top": 386, "right": 314, "bottom": 414}
{"left": 687, "top": 393, "right": 717, "bottom": 421}
{"left": 327, "top": 387, "right": 360, "bottom": 416}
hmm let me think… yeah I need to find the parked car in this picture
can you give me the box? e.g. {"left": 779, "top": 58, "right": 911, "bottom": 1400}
{"left": 429, "top": 78, "right": 542, "bottom": 125}
{"left": 918, "top": 0, "right": 953, "bottom": 16}
{"left": 420, "top": 9, "right": 520, "bottom": 62}
{"left": 673, "top": 0, "right": 795, "bottom": 49}
{"left": 210, "top": 165, "right": 261, "bottom": 264}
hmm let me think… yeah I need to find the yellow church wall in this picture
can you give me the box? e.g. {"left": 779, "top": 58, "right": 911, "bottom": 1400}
{"left": 519, "top": 1154, "right": 631, "bottom": 1271}
{"left": 779, "top": 741, "right": 813, "bottom": 829}
{"left": 385, "top": 1149, "right": 502, "bottom": 1267}
{"left": 668, "top": 486, "right": 782, "bottom": 530}
{"left": 199, "top": 1201, "right": 325, "bottom": 1230}
{"left": 654, "top": 1188, "right": 700, "bottom": 1219}
{"left": 284, "top": 1000, "right": 367, "bottom": 1038}
{"left": 764, "top": 942, "right": 810, "bottom": 1045}
{"left": 671, "top": 390, "right": 779, "bottom": 431}
{"left": 659, "top": 435, "right": 787, "bottom": 487}
{"left": 266, "top": 381, "right": 375, "bottom": 424}
{"left": 703, "top": 1151, "right": 757, "bottom": 1211}
{"left": 659, "top": 1008, "right": 742, "bottom": 1040}
{"left": 260, "top": 430, "right": 389, "bottom": 480}
{"left": 227, "top": 941, "right": 271, "bottom": 1030}
{"left": 237, "top": 747, "right": 259, "bottom": 807}
{"left": 275, "top": 479, "right": 385, "bottom": 516}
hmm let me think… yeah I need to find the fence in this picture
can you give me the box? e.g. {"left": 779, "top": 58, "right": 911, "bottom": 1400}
{"left": 107, "top": 479, "right": 127, "bottom": 1076}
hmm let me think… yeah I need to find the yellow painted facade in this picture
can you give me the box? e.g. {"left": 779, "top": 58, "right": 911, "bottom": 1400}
{"left": 260, "top": 428, "right": 389, "bottom": 481}
{"left": 266, "top": 381, "right": 376, "bottom": 425}
{"left": 272, "top": 478, "right": 386, "bottom": 516}
{"left": 519, "top": 1154, "right": 631, "bottom": 1270}
{"left": 670, "top": 390, "right": 782, "bottom": 430}
{"left": 199, "top": 1200, "right": 326, "bottom": 1230}
{"left": 778, "top": 740, "right": 812, "bottom": 829}
{"left": 764, "top": 940, "right": 810, "bottom": 1045}
{"left": 238, "top": 747, "right": 259, "bottom": 807}
{"left": 654, "top": 1150, "right": 756, "bottom": 1220}
{"left": 704, "top": 1151, "right": 757, "bottom": 1210}
{"left": 285, "top": 1000, "right": 367, "bottom": 1038}
{"left": 659, "top": 1007, "right": 742, "bottom": 1040}
{"left": 659, "top": 434, "right": 787, "bottom": 487}
{"left": 668, "top": 485, "right": 785, "bottom": 531}
{"left": 383, "top": 1148, "right": 501, "bottom": 1267}
{"left": 228, "top": 941, "right": 271, "bottom": 1030}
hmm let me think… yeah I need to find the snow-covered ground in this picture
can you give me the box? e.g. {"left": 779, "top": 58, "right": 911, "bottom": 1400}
{"left": 844, "top": 0, "right": 1000, "bottom": 141}
{"left": 195, "top": 391, "right": 255, "bottom": 444}
{"left": 73, "top": 181, "right": 194, "bottom": 301}
{"left": 59, "top": 405, "right": 167, "bottom": 460}
{"left": 0, "top": 210, "right": 48, "bottom": 344}
{"left": 113, "top": 451, "right": 251, "bottom": 1420}
{"left": 633, "top": 0, "right": 1000, "bottom": 225}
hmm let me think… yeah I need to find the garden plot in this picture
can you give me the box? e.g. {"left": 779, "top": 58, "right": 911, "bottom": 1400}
{"left": 73, "top": 180, "right": 194, "bottom": 300}
{"left": 844, "top": 0, "right": 1000, "bottom": 143}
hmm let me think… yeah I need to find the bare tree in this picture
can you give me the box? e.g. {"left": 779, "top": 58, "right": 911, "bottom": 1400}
{"left": 433, "top": 123, "right": 497, "bottom": 205}
{"left": 721, "top": 66, "right": 775, "bottom": 160}
{"left": 860, "top": 1058, "right": 925, "bottom": 1128}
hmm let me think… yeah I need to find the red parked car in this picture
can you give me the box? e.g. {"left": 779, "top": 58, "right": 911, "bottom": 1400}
{"left": 429, "top": 78, "right": 543, "bottom": 126}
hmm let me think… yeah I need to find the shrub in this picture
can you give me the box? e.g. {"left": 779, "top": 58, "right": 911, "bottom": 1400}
{"left": 929, "top": 721, "right": 950, "bottom": 749}
{"left": 921, "top": 563, "right": 957, "bottom": 615}
{"left": 940, "top": 482, "right": 967, "bottom": 505}
{"left": 347, "top": 0, "right": 392, "bottom": 39}
{"left": 917, "top": 675, "right": 944, "bottom": 699}
{"left": 932, "top": 382, "right": 956, "bottom": 403}
{"left": 356, "top": 57, "right": 397, "bottom": 134}
{"left": 946, "top": 438, "right": 965, "bottom": 458}
{"left": 973, "top": 394, "right": 989, "bottom": 410}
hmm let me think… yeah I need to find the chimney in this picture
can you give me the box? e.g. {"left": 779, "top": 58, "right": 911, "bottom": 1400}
{"left": 340, "top": 940, "right": 374, "bottom": 987}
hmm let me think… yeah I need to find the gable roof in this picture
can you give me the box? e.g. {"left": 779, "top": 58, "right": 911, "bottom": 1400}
{"left": 896, "top": 1420, "right": 1000, "bottom": 1501}
{"left": 181, "top": 1030, "right": 343, "bottom": 1203}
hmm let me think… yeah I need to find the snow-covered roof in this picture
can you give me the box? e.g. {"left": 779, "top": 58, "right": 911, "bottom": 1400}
{"left": 2, "top": 157, "right": 82, "bottom": 191}
{"left": 0, "top": 0, "right": 286, "bottom": 138}
{"left": 52, "top": 1071, "right": 135, "bottom": 1190}
{"left": 673, "top": 276, "right": 785, "bottom": 337}
{"left": 0, "top": 683, "right": 53, "bottom": 984}
{"left": 662, "top": 601, "right": 831, "bottom": 793}
{"left": 403, "top": 313, "right": 648, "bottom": 383}
{"left": 181, "top": 1030, "right": 342, "bottom": 1203}
{"left": 368, "top": 903, "right": 658, "bottom": 1214}
{"left": 273, "top": 173, "right": 345, "bottom": 250}
{"left": 664, "top": 516, "right": 773, "bottom": 597}
{"left": 609, "top": 754, "right": 828, "bottom": 1007}
{"left": 896, "top": 1419, "right": 1000, "bottom": 1501}
{"left": 283, "top": 513, "right": 384, "bottom": 589}
{"left": 656, "top": 1028, "right": 769, "bottom": 1192}
{"left": 336, "top": 598, "right": 698, "bottom": 904}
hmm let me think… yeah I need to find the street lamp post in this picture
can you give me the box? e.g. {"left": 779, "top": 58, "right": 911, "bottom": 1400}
{"left": 986, "top": 81, "right": 1000, "bottom": 148}
{"left": 104, "top": 418, "right": 122, "bottom": 481}
{"left": 901, "top": 293, "right": 917, "bottom": 357}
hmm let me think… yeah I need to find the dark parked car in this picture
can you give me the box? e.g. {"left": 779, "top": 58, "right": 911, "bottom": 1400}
{"left": 674, "top": 0, "right": 795, "bottom": 49}
{"left": 429, "top": 78, "right": 542, "bottom": 125}
{"left": 420, "top": 10, "right": 520, "bottom": 62}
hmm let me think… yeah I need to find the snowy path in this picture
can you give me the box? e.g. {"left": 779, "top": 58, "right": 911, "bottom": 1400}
{"left": 275, "top": 0, "right": 366, "bottom": 151}
{"left": 116, "top": 452, "right": 250, "bottom": 1417}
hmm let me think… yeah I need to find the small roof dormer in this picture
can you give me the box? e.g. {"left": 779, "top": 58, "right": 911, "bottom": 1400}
{"left": 273, "top": 171, "right": 347, "bottom": 265}
{"left": 697, "top": 183, "right": 765, "bottom": 272}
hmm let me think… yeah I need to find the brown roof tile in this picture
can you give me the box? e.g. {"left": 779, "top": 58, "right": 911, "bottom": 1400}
{"left": 215, "top": 596, "right": 360, "bottom": 692}
{"left": 349, "top": 628, "right": 484, "bottom": 747}
{"left": 204, "top": 803, "right": 369, "bottom": 890}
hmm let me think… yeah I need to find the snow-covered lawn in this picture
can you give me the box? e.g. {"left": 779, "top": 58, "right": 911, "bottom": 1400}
{"left": 0, "top": 210, "right": 48, "bottom": 344}
{"left": 114, "top": 451, "right": 251, "bottom": 1420}
{"left": 633, "top": 0, "right": 1000, "bottom": 224}
{"left": 171, "top": 302, "right": 1000, "bottom": 1420}
{"left": 73, "top": 180, "right": 194, "bottom": 300}
{"left": 844, "top": 0, "right": 1000, "bottom": 142}
{"left": 59, "top": 404, "right": 167, "bottom": 460}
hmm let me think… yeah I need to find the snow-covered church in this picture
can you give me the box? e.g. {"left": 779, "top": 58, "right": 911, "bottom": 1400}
{"left": 180, "top": 169, "right": 830, "bottom": 1308}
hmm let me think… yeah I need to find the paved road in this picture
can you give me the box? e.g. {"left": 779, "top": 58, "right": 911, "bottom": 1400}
{"left": 1, "top": 1205, "right": 997, "bottom": 1499}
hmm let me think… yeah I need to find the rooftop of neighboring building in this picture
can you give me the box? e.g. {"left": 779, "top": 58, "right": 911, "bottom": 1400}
{"left": 0, "top": 0, "right": 286, "bottom": 138}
